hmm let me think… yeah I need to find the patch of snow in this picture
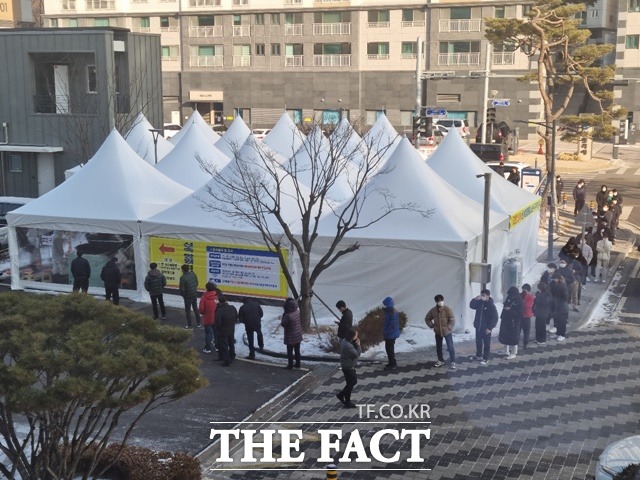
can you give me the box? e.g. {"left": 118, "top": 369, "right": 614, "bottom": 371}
{"left": 583, "top": 270, "right": 624, "bottom": 327}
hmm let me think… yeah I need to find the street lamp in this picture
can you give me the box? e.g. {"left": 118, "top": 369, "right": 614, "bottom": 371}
{"left": 149, "top": 128, "right": 163, "bottom": 165}
{"left": 515, "top": 119, "right": 556, "bottom": 261}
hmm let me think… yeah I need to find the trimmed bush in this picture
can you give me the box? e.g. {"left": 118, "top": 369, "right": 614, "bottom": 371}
{"left": 613, "top": 463, "right": 640, "bottom": 480}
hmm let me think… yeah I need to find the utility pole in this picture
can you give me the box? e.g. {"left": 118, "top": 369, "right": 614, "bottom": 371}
{"left": 414, "top": 36, "right": 423, "bottom": 148}
{"left": 480, "top": 43, "right": 491, "bottom": 144}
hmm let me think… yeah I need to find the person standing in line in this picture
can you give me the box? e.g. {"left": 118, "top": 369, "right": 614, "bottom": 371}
{"left": 579, "top": 238, "right": 593, "bottom": 283}
{"left": 144, "top": 263, "right": 167, "bottom": 320}
{"left": 609, "top": 198, "right": 622, "bottom": 244}
{"left": 520, "top": 284, "right": 535, "bottom": 350}
{"left": 540, "top": 262, "right": 557, "bottom": 286}
{"left": 281, "top": 297, "right": 303, "bottom": 369}
{"left": 556, "top": 175, "right": 565, "bottom": 207}
{"left": 382, "top": 296, "right": 400, "bottom": 370}
{"left": 556, "top": 258, "right": 575, "bottom": 303}
{"left": 100, "top": 257, "right": 122, "bottom": 305}
{"left": 335, "top": 300, "right": 353, "bottom": 340}
{"left": 70, "top": 250, "right": 91, "bottom": 293}
{"left": 589, "top": 227, "right": 603, "bottom": 281}
{"left": 573, "top": 179, "right": 586, "bottom": 216}
{"left": 199, "top": 282, "right": 219, "bottom": 355}
{"left": 499, "top": 286, "right": 523, "bottom": 359}
{"left": 179, "top": 264, "right": 201, "bottom": 329}
{"left": 336, "top": 328, "right": 361, "bottom": 409}
{"left": 596, "top": 185, "right": 609, "bottom": 211}
{"left": 468, "top": 289, "right": 499, "bottom": 365}
{"left": 239, "top": 297, "right": 264, "bottom": 359}
{"left": 215, "top": 295, "right": 237, "bottom": 366}
{"left": 550, "top": 273, "right": 569, "bottom": 341}
{"left": 596, "top": 234, "right": 613, "bottom": 282}
{"left": 424, "top": 294, "right": 457, "bottom": 369}
{"left": 507, "top": 167, "right": 520, "bottom": 186}
{"left": 533, "top": 282, "right": 552, "bottom": 345}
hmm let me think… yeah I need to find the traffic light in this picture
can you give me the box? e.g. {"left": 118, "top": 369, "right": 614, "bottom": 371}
{"left": 412, "top": 115, "right": 432, "bottom": 138}
{"left": 579, "top": 135, "right": 588, "bottom": 155}
{"left": 486, "top": 107, "right": 496, "bottom": 124}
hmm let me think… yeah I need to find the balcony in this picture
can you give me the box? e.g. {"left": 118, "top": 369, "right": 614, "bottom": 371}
{"left": 161, "top": 25, "right": 180, "bottom": 32}
{"left": 367, "top": 54, "right": 389, "bottom": 60}
{"left": 233, "top": 25, "right": 251, "bottom": 37}
{"left": 493, "top": 52, "right": 515, "bottom": 65}
{"left": 189, "top": 0, "right": 221, "bottom": 6}
{"left": 367, "top": 22, "right": 390, "bottom": 28}
{"left": 85, "top": 0, "right": 115, "bottom": 10}
{"left": 284, "top": 24, "right": 303, "bottom": 36}
{"left": 189, "top": 25, "right": 223, "bottom": 37}
{"left": 313, "top": 54, "right": 351, "bottom": 67}
{"left": 313, "top": 23, "right": 350, "bottom": 35}
{"left": 438, "top": 19, "right": 481, "bottom": 33}
{"left": 190, "top": 55, "right": 224, "bottom": 67}
{"left": 285, "top": 55, "right": 303, "bottom": 67}
{"left": 233, "top": 55, "right": 251, "bottom": 67}
{"left": 401, "top": 20, "right": 425, "bottom": 28}
{"left": 284, "top": 0, "right": 302, "bottom": 3}
{"left": 316, "top": 0, "right": 350, "bottom": 2}
{"left": 131, "top": 26, "right": 151, "bottom": 33}
{"left": 62, "top": 0, "right": 76, "bottom": 10}
{"left": 232, "top": 0, "right": 250, "bottom": 5}
{"left": 438, "top": 52, "right": 480, "bottom": 66}
{"left": 162, "top": 55, "right": 180, "bottom": 62}
{"left": 401, "top": 53, "right": 417, "bottom": 59}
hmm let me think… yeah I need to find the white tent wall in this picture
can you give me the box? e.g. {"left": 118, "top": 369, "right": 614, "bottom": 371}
{"left": 506, "top": 210, "right": 542, "bottom": 282}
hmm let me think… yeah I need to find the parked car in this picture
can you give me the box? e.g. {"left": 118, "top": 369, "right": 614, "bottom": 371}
{"left": 162, "top": 123, "right": 181, "bottom": 139}
{"left": 475, "top": 121, "right": 512, "bottom": 144}
{"left": 595, "top": 435, "right": 640, "bottom": 480}
{"left": 470, "top": 142, "right": 509, "bottom": 162}
{"left": 0, "top": 196, "right": 34, "bottom": 245}
{"left": 212, "top": 124, "right": 228, "bottom": 133}
{"left": 434, "top": 119, "right": 469, "bottom": 138}
{"left": 252, "top": 128, "right": 271, "bottom": 140}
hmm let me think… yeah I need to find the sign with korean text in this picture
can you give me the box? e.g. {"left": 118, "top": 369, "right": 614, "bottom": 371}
{"left": 149, "top": 236, "right": 289, "bottom": 299}
{"left": 0, "top": 0, "right": 15, "bottom": 21}
{"left": 509, "top": 197, "right": 542, "bottom": 229}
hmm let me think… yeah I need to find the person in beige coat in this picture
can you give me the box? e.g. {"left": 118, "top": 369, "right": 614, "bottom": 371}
{"left": 596, "top": 234, "right": 613, "bottom": 282}
{"left": 425, "top": 294, "right": 457, "bottom": 369}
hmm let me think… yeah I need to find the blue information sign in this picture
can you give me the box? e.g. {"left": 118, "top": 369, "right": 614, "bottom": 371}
{"left": 426, "top": 108, "right": 447, "bottom": 116}
{"left": 492, "top": 99, "right": 511, "bottom": 107}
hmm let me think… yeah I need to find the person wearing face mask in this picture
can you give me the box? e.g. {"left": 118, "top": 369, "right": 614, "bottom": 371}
{"left": 499, "top": 286, "right": 524, "bottom": 359}
{"left": 550, "top": 273, "right": 569, "bottom": 341}
{"left": 597, "top": 204, "right": 613, "bottom": 232}
{"left": 609, "top": 199, "right": 622, "bottom": 244}
{"left": 556, "top": 259, "right": 575, "bottom": 297}
{"left": 425, "top": 294, "right": 457, "bottom": 369}
{"left": 540, "top": 262, "right": 557, "bottom": 286}
{"left": 596, "top": 185, "right": 609, "bottom": 211}
{"left": 572, "top": 179, "right": 586, "bottom": 216}
{"left": 533, "top": 282, "right": 552, "bottom": 344}
{"left": 469, "top": 289, "right": 499, "bottom": 365}
{"left": 596, "top": 234, "right": 613, "bottom": 282}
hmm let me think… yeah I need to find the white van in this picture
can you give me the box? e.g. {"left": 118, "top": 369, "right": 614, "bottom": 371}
{"left": 433, "top": 119, "right": 469, "bottom": 138}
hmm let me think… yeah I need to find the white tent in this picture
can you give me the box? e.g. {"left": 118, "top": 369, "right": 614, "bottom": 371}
{"left": 155, "top": 122, "right": 230, "bottom": 190}
{"left": 64, "top": 164, "right": 83, "bottom": 180}
{"left": 427, "top": 129, "right": 541, "bottom": 285}
{"left": 169, "top": 110, "right": 221, "bottom": 146}
{"left": 7, "top": 129, "right": 192, "bottom": 297}
{"left": 215, "top": 116, "right": 252, "bottom": 159}
{"left": 310, "top": 137, "right": 510, "bottom": 330}
{"left": 362, "top": 113, "right": 402, "bottom": 169}
{"left": 124, "top": 112, "right": 174, "bottom": 165}
{"left": 262, "top": 112, "right": 306, "bottom": 159}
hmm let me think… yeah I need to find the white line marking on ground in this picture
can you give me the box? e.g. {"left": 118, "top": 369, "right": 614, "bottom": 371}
{"left": 617, "top": 167, "right": 628, "bottom": 175}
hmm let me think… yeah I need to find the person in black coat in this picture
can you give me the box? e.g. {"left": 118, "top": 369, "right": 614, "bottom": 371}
{"left": 556, "top": 175, "right": 564, "bottom": 206}
{"left": 215, "top": 295, "right": 238, "bottom": 366}
{"left": 239, "top": 297, "right": 264, "bottom": 359}
{"left": 499, "top": 286, "right": 523, "bottom": 359}
{"left": 540, "top": 262, "right": 557, "bottom": 286}
{"left": 507, "top": 167, "right": 520, "bottom": 186}
{"left": 532, "top": 282, "right": 553, "bottom": 344}
{"left": 572, "top": 179, "right": 586, "bottom": 216}
{"left": 100, "top": 257, "right": 122, "bottom": 305}
{"left": 70, "top": 251, "right": 91, "bottom": 293}
{"left": 550, "top": 273, "right": 569, "bottom": 342}
{"left": 335, "top": 300, "right": 353, "bottom": 340}
{"left": 468, "top": 289, "right": 499, "bottom": 364}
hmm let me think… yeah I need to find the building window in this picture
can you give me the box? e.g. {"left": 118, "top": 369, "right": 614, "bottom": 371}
{"left": 630, "top": 0, "right": 640, "bottom": 12}
{"left": 271, "top": 43, "right": 281, "bottom": 55}
{"left": 140, "top": 17, "right": 150, "bottom": 28}
{"left": 626, "top": 35, "right": 640, "bottom": 49}
{"left": 287, "top": 109, "right": 302, "bottom": 124}
{"left": 198, "top": 15, "right": 216, "bottom": 26}
{"left": 401, "top": 42, "right": 416, "bottom": 55}
{"left": 436, "top": 93, "right": 461, "bottom": 102}
{"left": 69, "top": 18, "right": 78, "bottom": 27}
{"left": 271, "top": 13, "right": 280, "bottom": 24}
{"left": 9, "top": 154, "right": 22, "bottom": 173}
{"left": 449, "top": 7, "right": 471, "bottom": 19}
{"left": 494, "top": 6, "right": 505, "bottom": 18}
{"left": 255, "top": 13, "right": 264, "bottom": 25}
{"left": 87, "top": 66, "right": 97, "bottom": 93}
{"left": 190, "top": 0, "right": 219, "bottom": 6}
{"left": 368, "top": 10, "right": 390, "bottom": 22}
{"left": 50, "top": 19, "right": 59, "bottom": 27}
{"left": 366, "top": 110, "right": 385, "bottom": 125}
{"left": 402, "top": 9, "right": 414, "bottom": 22}
{"left": 162, "top": 45, "right": 180, "bottom": 59}
{"left": 94, "top": 18, "right": 109, "bottom": 26}
{"left": 256, "top": 44, "right": 265, "bottom": 55}
{"left": 367, "top": 42, "right": 389, "bottom": 57}
{"left": 233, "top": 15, "right": 242, "bottom": 25}
{"left": 160, "top": 16, "right": 169, "bottom": 28}
{"left": 590, "top": 10, "right": 599, "bottom": 17}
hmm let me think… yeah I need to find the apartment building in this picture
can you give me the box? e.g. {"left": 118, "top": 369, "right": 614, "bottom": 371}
{"left": 41, "top": 0, "right": 624, "bottom": 134}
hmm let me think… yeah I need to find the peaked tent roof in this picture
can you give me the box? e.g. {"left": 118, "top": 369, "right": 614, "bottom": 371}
{"left": 262, "top": 112, "right": 306, "bottom": 159}
{"left": 8, "top": 129, "right": 192, "bottom": 231}
{"left": 155, "top": 122, "right": 230, "bottom": 190}
{"left": 317, "top": 137, "right": 508, "bottom": 243}
{"left": 426, "top": 128, "right": 539, "bottom": 216}
{"left": 215, "top": 115, "right": 252, "bottom": 158}
{"left": 168, "top": 110, "right": 221, "bottom": 146}
{"left": 362, "top": 113, "right": 401, "bottom": 166}
{"left": 124, "top": 112, "right": 174, "bottom": 165}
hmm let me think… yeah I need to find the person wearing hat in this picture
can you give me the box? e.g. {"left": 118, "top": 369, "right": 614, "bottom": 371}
{"left": 100, "top": 257, "right": 122, "bottom": 305}
{"left": 425, "top": 294, "right": 457, "bottom": 369}
{"left": 550, "top": 272, "right": 569, "bottom": 341}
{"left": 382, "top": 296, "right": 399, "bottom": 370}
{"left": 144, "top": 262, "right": 167, "bottom": 320}
{"left": 469, "top": 289, "right": 499, "bottom": 365}
{"left": 499, "top": 286, "right": 523, "bottom": 359}
{"left": 555, "top": 175, "right": 564, "bottom": 206}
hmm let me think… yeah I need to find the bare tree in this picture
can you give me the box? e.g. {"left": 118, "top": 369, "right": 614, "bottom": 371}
{"left": 198, "top": 119, "right": 430, "bottom": 329}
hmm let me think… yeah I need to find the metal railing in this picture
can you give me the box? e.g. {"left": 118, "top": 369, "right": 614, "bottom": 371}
{"left": 233, "top": 55, "right": 251, "bottom": 67}
{"left": 312, "top": 22, "right": 350, "bottom": 35}
{"left": 131, "top": 26, "right": 151, "bottom": 33}
{"left": 313, "top": 54, "right": 351, "bottom": 67}
{"left": 285, "top": 55, "right": 303, "bottom": 67}
{"left": 401, "top": 20, "right": 425, "bottom": 27}
{"left": 62, "top": 0, "right": 76, "bottom": 10}
{"left": 232, "top": 25, "right": 251, "bottom": 37}
{"left": 284, "top": 24, "right": 303, "bottom": 35}
{"left": 190, "top": 55, "right": 224, "bottom": 67}
{"left": 493, "top": 52, "right": 515, "bottom": 65}
{"left": 367, "top": 21, "right": 390, "bottom": 28}
{"left": 161, "top": 25, "right": 179, "bottom": 32}
{"left": 188, "top": 25, "right": 223, "bottom": 37}
{"left": 438, "top": 52, "right": 481, "bottom": 66}
{"left": 367, "top": 54, "right": 389, "bottom": 60}
{"left": 85, "top": 0, "right": 115, "bottom": 10}
{"left": 438, "top": 19, "right": 481, "bottom": 32}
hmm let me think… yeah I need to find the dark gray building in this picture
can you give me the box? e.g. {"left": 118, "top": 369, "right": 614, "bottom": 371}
{"left": 0, "top": 27, "right": 162, "bottom": 197}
